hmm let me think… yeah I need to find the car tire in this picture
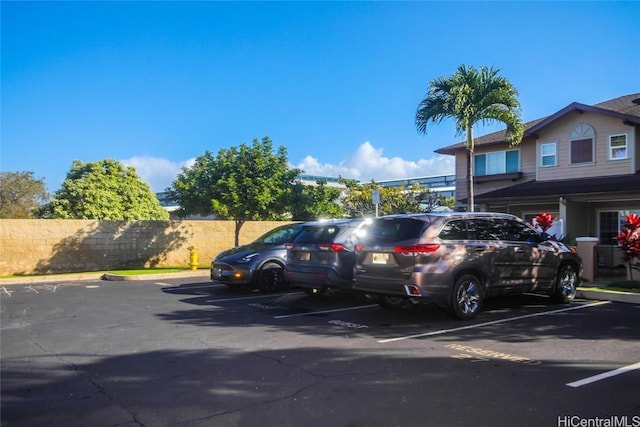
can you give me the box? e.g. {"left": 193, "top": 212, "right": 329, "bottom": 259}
{"left": 256, "top": 262, "right": 286, "bottom": 292}
{"left": 551, "top": 264, "right": 578, "bottom": 304}
{"left": 449, "top": 274, "right": 483, "bottom": 320}
{"left": 378, "top": 295, "right": 407, "bottom": 310}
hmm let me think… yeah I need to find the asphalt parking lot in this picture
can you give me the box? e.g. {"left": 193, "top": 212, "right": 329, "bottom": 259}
{"left": 2, "top": 277, "right": 639, "bottom": 427}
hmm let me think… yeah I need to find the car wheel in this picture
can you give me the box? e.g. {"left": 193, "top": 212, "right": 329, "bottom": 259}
{"left": 450, "top": 274, "right": 483, "bottom": 320}
{"left": 378, "top": 295, "right": 407, "bottom": 310}
{"left": 552, "top": 264, "right": 577, "bottom": 304}
{"left": 256, "top": 262, "right": 286, "bottom": 292}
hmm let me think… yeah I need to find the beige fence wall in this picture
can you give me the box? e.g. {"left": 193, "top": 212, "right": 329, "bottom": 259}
{"left": 0, "top": 219, "right": 290, "bottom": 276}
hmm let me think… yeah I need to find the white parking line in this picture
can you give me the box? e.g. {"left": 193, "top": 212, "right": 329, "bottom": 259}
{"left": 274, "top": 304, "right": 377, "bottom": 319}
{"left": 567, "top": 361, "right": 640, "bottom": 388}
{"left": 378, "top": 301, "right": 611, "bottom": 343}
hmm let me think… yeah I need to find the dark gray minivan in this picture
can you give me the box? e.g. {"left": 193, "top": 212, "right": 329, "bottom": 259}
{"left": 285, "top": 218, "right": 370, "bottom": 295}
{"left": 353, "top": 212, "right": 582, "bottom": 320}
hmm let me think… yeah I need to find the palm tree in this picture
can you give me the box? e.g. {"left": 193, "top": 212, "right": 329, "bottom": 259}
{"left": 415, "top": 65, "right": 524, "bottom": 212}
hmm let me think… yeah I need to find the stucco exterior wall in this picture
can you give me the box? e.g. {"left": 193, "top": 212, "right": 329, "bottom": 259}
{"left": 0, "top": 219, "right": 290, "bottom": 276}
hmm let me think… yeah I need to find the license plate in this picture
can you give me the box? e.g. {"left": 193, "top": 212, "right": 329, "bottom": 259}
{"left": 372, "top": 253, "right": 389, "bottom": 264}
{"left": 298, "top": 252, "right": 310, "bottom": 261}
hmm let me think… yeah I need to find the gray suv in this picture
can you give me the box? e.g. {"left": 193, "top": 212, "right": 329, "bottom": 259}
{"left": 285, "top": 218, "right": 369, "bottom": 295}
{"left": 352, "top": 212, "right": 582, "bottom": 320}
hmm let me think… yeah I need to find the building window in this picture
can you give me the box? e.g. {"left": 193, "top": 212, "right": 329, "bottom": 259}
{"left": 540, "top": 142, "right": 557, "bottom": 167}
{"left": 571, "top": 139, "right": 593, "bottom": 164}
{"left": 475, "top": 149, "right": 519, "bottom": 176}
{"left": 599, "top": 210, "right": 640, "bottom": 245}
{"left": 609, "top": 134, "right": 628, "bottom": 160}
{"left": 570, "top": 124, "right": 595, "bottom": 164}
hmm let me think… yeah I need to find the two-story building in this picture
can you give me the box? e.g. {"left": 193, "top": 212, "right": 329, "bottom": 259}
{"left": 435, "top": 93, "right": 640, "bottom": 268}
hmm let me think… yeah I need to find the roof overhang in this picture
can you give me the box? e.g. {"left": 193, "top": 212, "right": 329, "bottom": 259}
{"left": 434, "top": 94, "right": 640, "bottom": 156}
{"left": 474, "top": 172, "right": 640, "bottom": 203}
{"left": 523, "top": 102, "right": 640, "bottom": 139}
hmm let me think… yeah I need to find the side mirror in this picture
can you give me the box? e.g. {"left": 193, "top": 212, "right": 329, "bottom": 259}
{"left": 526, "top": 233, "right": 548, "bottom": 245}
{"left": 526, "top": 236, "right": 538, "bottom": 245}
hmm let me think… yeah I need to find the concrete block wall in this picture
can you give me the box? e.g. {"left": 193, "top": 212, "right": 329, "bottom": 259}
{"left": 0, "top": 219, "right": 290, "bottom": 276}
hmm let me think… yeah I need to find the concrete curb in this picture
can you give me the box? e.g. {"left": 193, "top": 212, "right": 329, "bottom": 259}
{"left": 0, "top": 273, "right": 105, "bottom": 285}
{"left": 0, "top": 270, "right": 210, "bottom": 285}
{"left": 102, "top": 270, "right": 210, "bottom": 281}
{"left": 576, "top": 288, "right": 640, "bottom": 304}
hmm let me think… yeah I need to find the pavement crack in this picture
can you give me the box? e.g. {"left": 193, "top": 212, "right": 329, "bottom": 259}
{"left": 27, "top": 337, "right": 146, "bottom": 427}
{"left": 254, "top": 351, "right": 356, "bottom": 379}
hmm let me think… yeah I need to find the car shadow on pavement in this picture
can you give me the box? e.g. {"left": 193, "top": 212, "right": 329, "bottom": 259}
{"left": 3, "top": 344, "right": 637, "bottom": 427}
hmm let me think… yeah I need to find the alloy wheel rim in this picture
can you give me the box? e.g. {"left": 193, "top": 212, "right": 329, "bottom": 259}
{"left": 560, "top": 270, "right": 577, "bottom": 297}
{"left": 457, "top": 281, "right": 480, "bottom": 314}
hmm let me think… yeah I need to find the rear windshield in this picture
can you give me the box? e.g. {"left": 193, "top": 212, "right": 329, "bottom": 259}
{"left": 295, "top": 225, "right": 344, "bottom": 244}
{"left": 363, "top": 218, "right": 429, "bottom": 243}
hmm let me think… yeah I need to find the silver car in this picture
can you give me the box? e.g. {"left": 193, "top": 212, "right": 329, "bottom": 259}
{"left": 353, "top": 212, "right": 582, "bottom": 320}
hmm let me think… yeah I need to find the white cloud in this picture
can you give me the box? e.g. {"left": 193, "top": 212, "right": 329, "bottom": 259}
{"left": 124, "top": 141, "right": 455, "bottom": 192}
{"left": 121, "top": 156, "right": 194, "bottom": 192}
{"left": 294, "top": 141, "right": 455, "bottom": 182}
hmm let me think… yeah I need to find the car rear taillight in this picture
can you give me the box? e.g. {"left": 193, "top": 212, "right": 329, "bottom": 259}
{"left": 405, "top": 285, "right": 421, "bottom": 296}
{"left": 284, "top": 243, "right": 294, "bottom": 249}
{"left": 394, "top": 244, "right": 440, "bottom": 255}
{"left": 318, "top": 243, "right": 346, "bottom": 252}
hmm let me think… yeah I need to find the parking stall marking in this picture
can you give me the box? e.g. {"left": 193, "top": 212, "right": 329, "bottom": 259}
{"left": 377, "top": 301, "right": 611, "bottom": 343}
{"left": 273, "top": 304, "right": 377, "bottom": 319}
{"left": 328, "top": 319, "right": 369, "bottom": 329}
{"left": 248, "top": 302, "right": 281, "bottom": 310}
{"left": 566, "top": 361, "right": 640, "bottom": 388}
{"left": 446, "top": 343, "right": 541, "bottom": 365}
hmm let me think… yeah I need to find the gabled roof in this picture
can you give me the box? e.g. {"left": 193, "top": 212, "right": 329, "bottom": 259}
{"left": 435, "top": 93, "right": 640, "bottom": 155}
{"left": 474, "top": 172, "right": 640, "bottom": 202}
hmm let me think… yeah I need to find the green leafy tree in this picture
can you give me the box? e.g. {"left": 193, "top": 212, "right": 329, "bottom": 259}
{"left": 442, "top": 196, "right": 456, "bottom": 210}
{"left": 0, "top": 171, "right": 49, "bottom": 218}
{"left": 37, "top": 159, "right": 169, "bottom": 220}
{"left": 289, "top": 179, "right": 345, "bottom": 221}
{"left": 168, "top": 137, "right": 300, "bottom": 245}
{"left": 415, "top": 65, "right": 524, "bottom": 211}
{"left": 339, "top": 178, "right": 434, "bottom": 217}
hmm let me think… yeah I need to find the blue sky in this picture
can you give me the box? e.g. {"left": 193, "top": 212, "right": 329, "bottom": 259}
{"left": 2, "top": 1, "right": 639, "bottom": 193}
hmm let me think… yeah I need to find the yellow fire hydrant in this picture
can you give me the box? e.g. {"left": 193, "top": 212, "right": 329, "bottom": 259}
{"left": 188, "top": 246, "right": 198, "bottom": 271}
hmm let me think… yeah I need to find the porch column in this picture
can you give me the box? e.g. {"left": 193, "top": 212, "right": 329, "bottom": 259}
{"left": 558, "top": 196, "right": 567, "bottom": 230}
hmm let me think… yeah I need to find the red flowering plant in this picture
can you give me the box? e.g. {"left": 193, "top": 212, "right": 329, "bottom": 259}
{"left": 533, "top": 212, "right": 555, "bottom": 233}
{"left": 616, "top": 213, "right": 640, "bottom": 280}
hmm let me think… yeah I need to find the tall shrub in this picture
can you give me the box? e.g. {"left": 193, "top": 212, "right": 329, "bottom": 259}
{"left": 616, "top": 213, "right": 640, "bottom": 280}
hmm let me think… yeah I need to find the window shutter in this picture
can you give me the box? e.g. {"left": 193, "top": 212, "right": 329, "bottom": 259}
{"left": 571, "top": 139, "right": 593, "bottom": 164}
